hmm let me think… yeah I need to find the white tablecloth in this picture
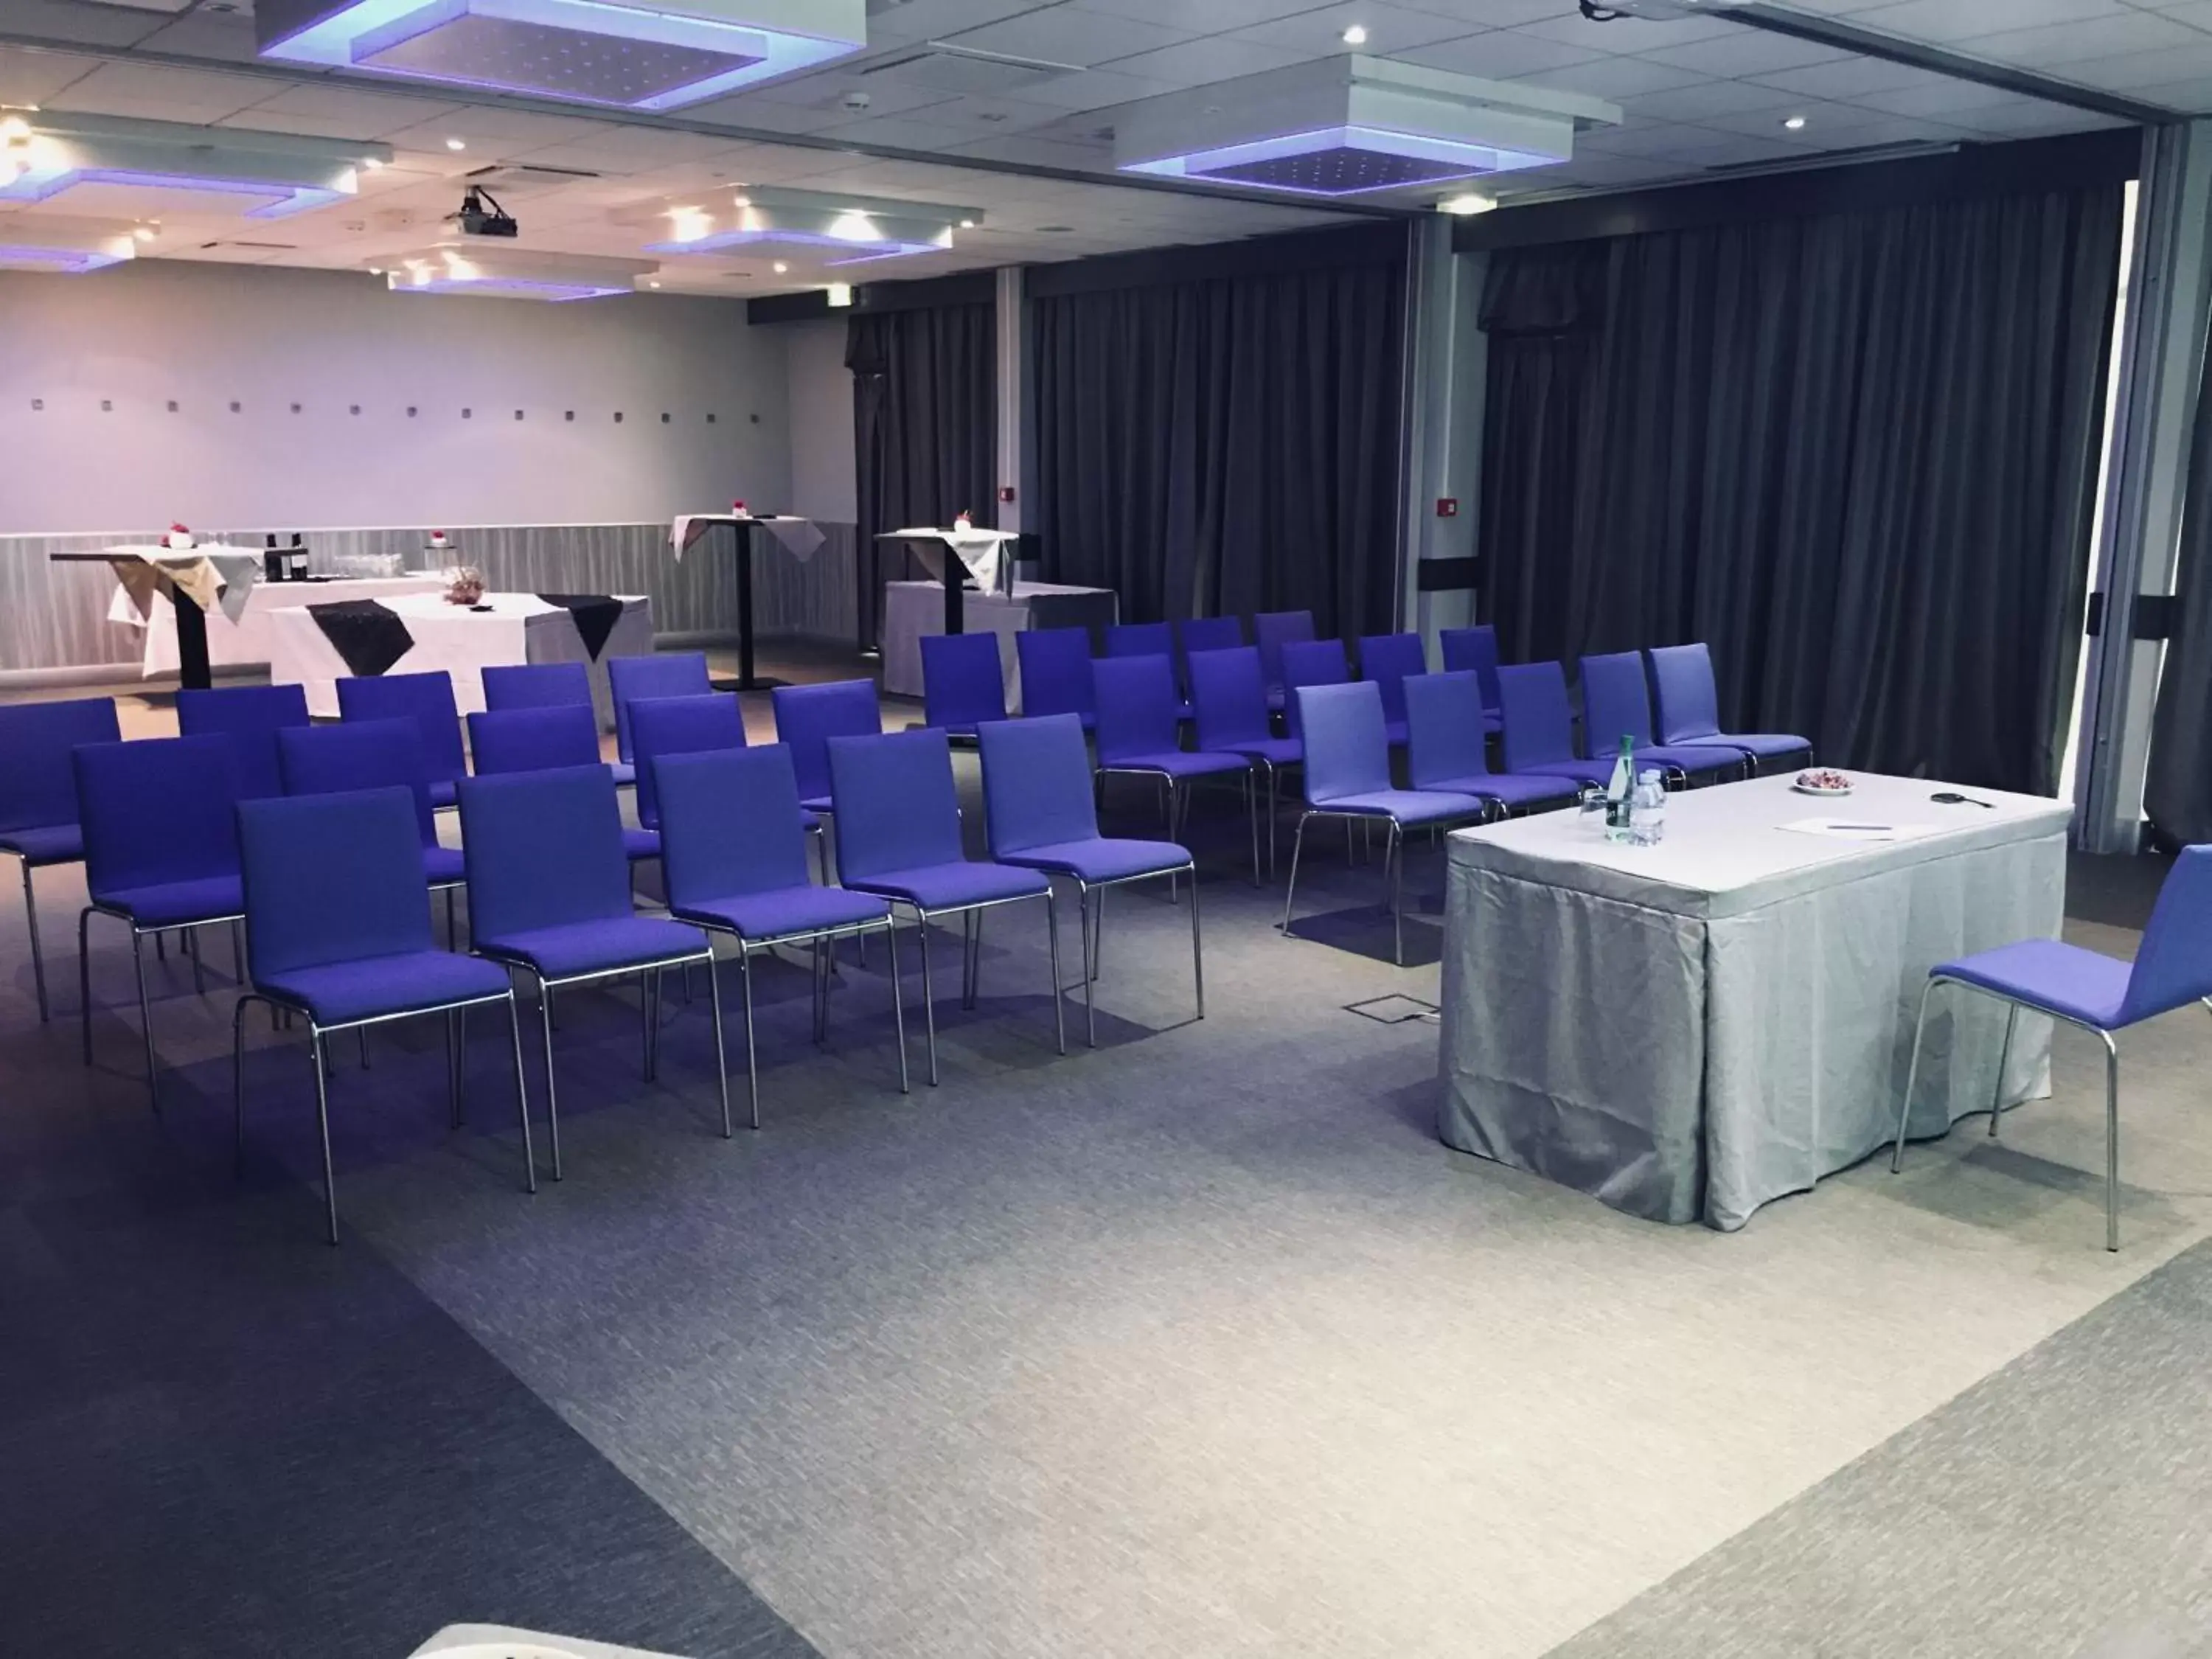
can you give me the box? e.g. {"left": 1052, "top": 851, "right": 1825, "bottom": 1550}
{"left": 880, "top": 579, "right": 1119, "bottom": 705}
{"left": 267, "top": 591, "right": 653, "bottom": 723}
{"left": 111, "top": 574, "right": 448, "bottom": 677}
{"left": 670, "top": 514, "right": 824, "bottom": 562}
{"left": 880, "top": 527, "right": 1021, "bottom": 594}
{"left": 102, "top": 543, "right": 264, "bottom": 623}
{"left": 1437, "top": 773, "right": 2072, "bottom": 1231}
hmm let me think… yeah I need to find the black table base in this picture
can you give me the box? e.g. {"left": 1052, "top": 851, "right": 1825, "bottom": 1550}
{"left": 170, "top": 590, "right": 212, "bottom": 691}
{"left": 709, "top": 519, "right": 787, "bottom": 694}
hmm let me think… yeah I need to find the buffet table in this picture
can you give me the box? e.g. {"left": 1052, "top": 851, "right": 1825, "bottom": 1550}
{"left": 880, "top": 578, "right": 1119, "bottom": 704}
{"left": 267, "top": 590, "right": 653, "bottom": 722}
{"left": 1436, "top": 773, "right": 2072, "bottom": 1231}
{"left": 114, "top": 574, "right": 447, "bottom": 677}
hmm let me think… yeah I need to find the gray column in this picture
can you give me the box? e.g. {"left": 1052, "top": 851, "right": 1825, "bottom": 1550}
{"left": 1397, "top": 215, "right": 1486, "bottom": 645}
{"left": 995, "top": 264, "right": 1032, "bottom": 554}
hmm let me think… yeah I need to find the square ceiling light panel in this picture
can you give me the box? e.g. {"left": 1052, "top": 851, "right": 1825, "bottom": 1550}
{"left": 378, "top": 245, "right": 655, "bottom": 300}
{"left": 1116, "top": 58, "right": 1620, "bottom": 197}
{"left": 258, "top": 0, "right": 863, "bottom": 110}
{"left": 0, "top": 114, "right": 389, "bottom": 219}
{"left": 0, "top": 215, "right": 137, "bottom": 272}
{"left": 617, "top": 187, "right": 978, "bottom": 266}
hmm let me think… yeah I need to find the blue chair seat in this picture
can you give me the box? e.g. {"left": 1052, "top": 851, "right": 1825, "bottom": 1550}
{"left": 1938, "top": 939, "right": 2134, "bottom": 1029}
{"left": 849, "top": 860, "right": 1048, "bottom": 912}
{"left": 1383, "top": 720, "right": 1408, "bottom": 748}
{"left": 98, "top": 874, "right": 246, "bottom": 927}
{"left": 1708, "top": 733, "right": 1809, "bottom": 759}
{"left": 257, "top": 948, "right": 512, "bottom": 1029}
{"left": 1513, "top": 759, "right": 1615, "bottom": 787}
{"left": 1422, "top": 771, "right": 1577, "bottom": 810}
{"left": 800, "top": 792, "right": 833, "bottom": 815}
{"left": 675, "top": 884, "right": 889, "bottom": 943}
{"left": 1099, "top": 750, "right": 1250, "bottom": 782}
{"left": 476, "top": 914, "right": 709, "bottom": 982}
{"left": 1216, "top": 736, "right": 1302, "bottom": 767}
{"left": 425, "top": 845, "right": 466, "bottom": 885}
{"left": 0, "top": 823, "right": 83, "bottom": 865}
{"left": 1316, "top": 788, "right": 1484, "bottom": 828}
{"left": 999, "top": 838, "right": 1192, "bottom": 886}
{"left": 428, "top": 779, "right": 457, "bottom": 810}
{"left": 1637, "top": 743, "right": 1747, "bottom": 776}
{"left": 610, "top": 761, "right": 636, "bottom": 787}
{"left": 623, "top": 827, "right": 661, "bottom": 862}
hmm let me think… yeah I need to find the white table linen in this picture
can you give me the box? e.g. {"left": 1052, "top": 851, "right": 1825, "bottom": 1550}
{"left": 880, "top": 579, "right": 1119, "bottom": 705}
{"left": 111, "top": 574, "right": 448, "bottom": 678}
{"left": 102, "top": 543, "right": 263, "bottom": 624}
{"left": 670, "top": 514, "right": 824, "bottom": 562}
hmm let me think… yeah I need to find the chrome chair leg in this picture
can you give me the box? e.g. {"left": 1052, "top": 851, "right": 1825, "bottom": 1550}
{"left": 77, "top": 907, "right": 93, "bottom": 1065}
{"left": 737, "top": 949, "right": 761, "bottom": 1130}
{"left": 19, "top": 860, "right": 48, "bottom": 1023}
{"left": 1889, "top": 978, "right": 1941, "bottom": 1172}
{"left": 885, "top": 922, "right": 910, "bottom": 1095}
{"left": 705, "top": 952, "right": 732, "bottom": 1138}
{"left": 446, "top": 1008, "right": 461, "bottom": 1130}
{"left": 1281, "top": 814, "right": 1312, "bottom": 938}
{"left": 1988, "top": 1002, "right": 2020, "bottom": 1138}
{"left": 1390, "top": 821, "right": 1405, "bottom": 967}
{"left": 357, "top": 1026, "right": 369, "bottom": 1069}
{"left": 1079, "top": 886, "right": 1096, "bottom": 1048}
{"left": 309, "top": 1026, "right": 338, "bottom": 1245}
{"left": 504, "top": 992, "right": 537, "bottom": 1194}
{"left": 2101, "top": 1030, "right": 2121, "bottom": 1253}
{"left": 133, "top": 928, "right": 158, "bottom": 1113}
{"left": 1091, "top": 884, "right": 1105, "bottom": 982}
{"left": 918, "top": 909, "right": 939, "bottom": 1088}
{"left": 1044, "top": 887, "right": 1066, "bottom": 1057}
{"left": 1245, "top": 770, "right": 1261, "bottom": 887}
{"left": 231, "top": 919, "right": 244, "bottom": 987}
{"left": 232, "top": 996, "right": 251, "bottom": 1172}
{"left": 538, "top": 978, "right": 563, "bottom": 1180}
{"left": 188, "top": 924, "right": 205, "bottom": 998}
{"left": 1189, "top": 866, "right": 1204, "bottom": 1020}
{"left": 964, "top": 908, "right": 982, "bottom": 1011}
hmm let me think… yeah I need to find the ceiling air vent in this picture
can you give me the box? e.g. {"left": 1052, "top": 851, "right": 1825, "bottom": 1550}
{"left": 859, "top": 43, "right": 1080, "bottom": 96}
{"left": 198, "top": 240, "right": 302, "bottom": 251}
{"left": 465, "top": 163, "right": 602, "bottom": 195}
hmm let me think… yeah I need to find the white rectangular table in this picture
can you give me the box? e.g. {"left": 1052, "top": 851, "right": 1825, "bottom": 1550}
{"left": 880, "top": 579, "right": 1119, "bottom": 704}
{"left": 1436, "top": 773, "right": 2072, "bottom": 1231}
{"left": 267, "top": 590, "right": 653, "bottom": 723}
{"left": 113, "top": 574, "right": 448, "bottom": 677}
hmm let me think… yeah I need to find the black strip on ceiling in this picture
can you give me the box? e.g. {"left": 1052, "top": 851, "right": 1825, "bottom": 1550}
{"left": 1453, "top": 128, "right": 2143, "bottom": 254}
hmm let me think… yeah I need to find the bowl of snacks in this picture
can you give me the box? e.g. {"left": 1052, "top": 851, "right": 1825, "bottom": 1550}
{"left": 442, "top": 565, "right": 486, "bottom": 606}
{"left": 1792, "top": 768, "right": 1854, "bottom": 797}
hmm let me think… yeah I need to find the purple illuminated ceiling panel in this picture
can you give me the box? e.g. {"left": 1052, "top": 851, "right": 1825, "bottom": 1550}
{"left": 351, "top": 0, "right": 762, "bottom": 102}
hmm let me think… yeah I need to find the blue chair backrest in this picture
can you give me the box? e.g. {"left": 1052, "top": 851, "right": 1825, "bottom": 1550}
{"left": 607, "top": 652, "right": 711, "bottom": 762}
{"left": 1403, "top": 671, "right": 1491, "bottom": 789}
{"left": 1015, "top": 627, "right": 1095, "bottom": 723}
{"left": 177, "top": 683, "right": 310, "bottom": 801}
{"left": 74, "top": 734, "right": 240, "bottom": 897}
{"left": 240, "top": 787, "right": 431, "bottom": 979}
{"left": 978, "top": 714, "right": 1099, "bottom": 856}
{"left": 920, "top": 632, "right": 1006, "bottom": 731}
{"left": 771, "top": 679, "right": 880, "bottom": 805}
{"left": 467, "top": 705, "right": 599, "bottom": 776}
{"left": 1252, "top": 610, "right": 1316, "bottom": 693}
{"left": 1497, "top": 662, "right": 1579, "bottom": 771}
{"left": 1298, "top": 681, "right": 1392, "bottom": 804}
{"left": 1439, "top": 626, "right": 1503, "bottom": 714}
{"left": 1105, "top": 622, "right": 1172, "bottom": 661}
{"left": 459, "top": 765, "right": 633, "bottom": 939}
{"left": 1189, "top": 646, "right": 1273, "bottom": 751}
{"left": 1279, "top": 638, "right": 1349, "bottom": 739}
{"left": 0, "top": 697, "right": 119, "bottom": 835}
{"left": 1649, "top": 642, "right": 1723, "bottom": 745}
{"left": 1579, "top": 651, "right": 1659, "bottom": 757}
{"left": 827, "top": 728, "right": 964, "bottom": 880}
{"left": 1091, "top": 655, "right": 1181, "bottom": 764}
{"left": 1358, "top": 633, "right": 1427, "bottom": 726}
{"left": 483, "top": 661, "right": 591, "bottom": 712}
{"left": 277, "top": 719, "right": 437, "bottom": 849}
{"left": 656, "top": 745, "right": 813, "bottom": 908}
{"left": 1179, "top": 616, "right": 1244, "bottom": 672}
{"left": 337, "top": 671, "right": 466, "bottom": 787}
{"left": 2118, "top": 845, "right": 2212, "bottom": 1025}
{"left": 631, "top": 692, "right": 746, "bottom": 830}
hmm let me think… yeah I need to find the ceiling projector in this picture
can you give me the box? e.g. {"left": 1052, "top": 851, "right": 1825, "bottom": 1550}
{"left": 448, "top": 186, "right": 517, "bottom": 237}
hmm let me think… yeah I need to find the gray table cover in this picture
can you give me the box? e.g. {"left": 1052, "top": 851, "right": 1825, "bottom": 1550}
{"left": 880, "top": 579, "right": 1119, "bottom": 703}
{"left": 1437, "top": 773, "right": 2071, "bottom": 1230}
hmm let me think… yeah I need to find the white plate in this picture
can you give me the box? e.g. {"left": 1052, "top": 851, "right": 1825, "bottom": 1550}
{"left": 1791, "top": 782, "right": 1853, "bottom": 797}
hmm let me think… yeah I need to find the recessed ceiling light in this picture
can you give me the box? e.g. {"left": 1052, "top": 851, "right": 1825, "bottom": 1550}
{"left": 445, "top": 136, "right": 466, "bottom": 151}
{"left": 1783, "top": 114, "right": 1806, "bottom": 131}
{"left": 368, "top": 265, "right": 383, "bottom": 274}
{"left": 772, "top": 260, "right": 787, "bottom": 272}
{"left": 364, "top": 156, "right": 385, "bottom": 170}
{"left": 959, "top": 218, "right": 975, "bottom": 229}
{"left": 1341, "top": 24, "right": 1368, "bottom": 45}
{"left": 132, "top": 224, "right": 156, "bottom": 241}
{"left": 1438, "top": 192, "right": 1494, "bottom": 216}
{"left": 647, "top": 279, "right": 661, "bottom": 288}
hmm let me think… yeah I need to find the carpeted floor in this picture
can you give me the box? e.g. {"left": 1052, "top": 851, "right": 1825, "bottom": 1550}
{"left": 3, "top": 647, "right": 2208, "bottom": 1659}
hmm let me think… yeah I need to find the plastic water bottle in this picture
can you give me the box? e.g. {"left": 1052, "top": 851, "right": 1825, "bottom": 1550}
{"left": 1604, "top": 734, "right": 1636, "bottom": 844}
{"left": 1630, "top": 769, "right": 1668, "bottom": 846}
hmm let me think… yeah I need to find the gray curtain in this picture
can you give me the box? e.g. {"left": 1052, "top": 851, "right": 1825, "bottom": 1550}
{"left": 1479, "top": 181, "right": 2125, "bottom": 795}
{"left": 2143, "top": 334, "right": 2212, "bottom": 848}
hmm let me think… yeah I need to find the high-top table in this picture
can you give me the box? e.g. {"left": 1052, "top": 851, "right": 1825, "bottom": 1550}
{"left": 50, "top": 545, "right": 265, "bottom": 690}
{"left": 1436, "top": 772, "right": 2071, "bottom": 1231}
{"left": 670, "top": 514, "right": 824, "bottom": 691}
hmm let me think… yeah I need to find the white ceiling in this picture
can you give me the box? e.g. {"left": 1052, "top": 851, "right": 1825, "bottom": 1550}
{"left": 0, "top": 0, "right": 2196, "bottom": 294}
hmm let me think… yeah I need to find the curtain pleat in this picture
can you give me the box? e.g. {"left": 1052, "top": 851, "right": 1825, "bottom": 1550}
{"left": 2143, "top": 331, "right": 2212, "bottom": 847}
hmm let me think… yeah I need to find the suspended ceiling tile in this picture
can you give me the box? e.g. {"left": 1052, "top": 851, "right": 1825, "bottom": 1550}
{"left": 1099, "top": 35, "right": 1315, "bottom": 87}
{"left": 1747, "top": 57, "right": 1961, "bottom": 100}
{"left": 0, "top": 44, "right": 102, "bottom": 103}
{"left": 0, "top": 0, "right": 173, "bottom": 49}
{"left": 1612, "top": 78, "right": 1805, "bottom": 122}
{"left": 1221, "top": 3, "right": 1487, "bottom": 56}
{"left": 1950, "top": 11, "right": 2207, "bottom": 68}
{"left": 229, "top": 83, "right": 470, "bottom": 134}
{"left": 1387, "top": 29, "right": 1605, "bottom": 79}
{"left": 45, "top": 60, "right": 275, "bottom": 120}
{"left": 1848, "top": 74, "right": 2037, "bottom": 116}
{"left": 1070, "top": 0, "right": 1346, "bottom": 27}
{"left": 1385, "top": 0, "right": 1563, "bottom": 24}
{"left": 2115, "top": 74, "right": 2212, "bottom": 114}
{"left": 937, "top": 6, "right": 1199, "bottom": 66}
{"left": 1007, "top": 66, "right": 1183, "bottom": 111}
{"left": 1641, "top": 32, "right": 1856, "bottom": 77}
{"left": 132, "top": 11, "right": 263, "bottom": 64}
{"left": 2046, "top": 42, "right": 2212, "bottom": 94}
{"left": 1848, "top": 0, "right": 2133, "bottom": 44}
{"left": 1509, "top": 10, "right": 1736, "bottom": 53}
{"left": 1506, "top": 55, "right": 1711, "bottom": 100}
{"left": 864, "top": 0, "right": 1044, "bottom": 45}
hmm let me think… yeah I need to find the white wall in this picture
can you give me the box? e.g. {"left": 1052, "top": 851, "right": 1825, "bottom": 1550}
{"left": 782, "top": 316, "right": 857, "bottom": 525}
{"left": 0, "top": 259, "right": 791, "bottom": 534}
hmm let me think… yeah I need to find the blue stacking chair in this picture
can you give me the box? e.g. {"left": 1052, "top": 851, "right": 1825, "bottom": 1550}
{"left": 658, "top": 745, "right": 905, "bottom": 1127}
{"left": 177, "top": 684, "right": 310, "bottom": 801}
{"left": 234, "top": 787, "right": 532, "bottom": 1244}
{"left": 484, "top": 661, "right": 631, "bottom": 785}
{"left": 1178, "top": 615, "right": 1244, "bottom": 681}
{"left": 277, "top": 720, "right": 465, "bottom": 939}
{"left": 920, "top": 631, "right": 1007, "bottom": 738}
{"left": 1279, "top": 637, "right": 1349, "bottom": 741}
{"left": 338, "top": 671, "right": 467, "bottom": 809}
{"left": 1092, "top": 654, "right": 1259, "bottom": 886}
{"left": 1892, "top": 846, "right": 2212, "bottom": 1252}
{"left": 607, "top": 651, "right": 711, "bottom": 773}
{"left": 1496, "top": 662, "right": 1615, "bottom": 788}
{"left": 0, "top": 696, "right": 119, "bottom": 1021}
{"left": 1105, "top": 622, "right": 1191, "bottom": 718}
{"left": 1015, "top": 627, "right": 1096, "bottom": 731}
{"left": 459, "top": 765, "right": 725, "bottom": 1172}
{"left": 74, "top": 734, "right": 246, "bottom": 1105}
{"left": 1189, "top": 646, "right": 1301, "bottom": 879}
{"left": 1439, "top": 626, "right": 1505, "bottom": 734}
{"left": 1357, "top": 633, "right": 1427, "bottom": 748}
{"left": 1403, "top": 672, "right": 1577, "bottom": 818}
{"left": 1648, "top": 642, "right": 1812, "bottom": 773}
{"left": 629, "top": 692, "right": 746, "bottom": 834}
{"left": 980, "top": 714, "right": 1198, "bottom": 1049}
{"left": 467, "top": 706, "right": 659, "bottom": 870}
{"left": 1284, "top": 681, "right": 1485, "bottom": 967}
{"left": 1579, "top": 651, "right": 1743, "bottom": 785}
{"left": 772, "top": 679, "right": 882, "bottom": 815}
{"left": 1252, "top": 609, "right": 1316, "bottom": 712}
{"left": 828, "top": 728, "right": 1063, "bottom": 1086}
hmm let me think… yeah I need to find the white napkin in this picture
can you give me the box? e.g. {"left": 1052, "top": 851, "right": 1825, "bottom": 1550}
{"left": 1778, "top": 818, "right": 1941, "bottom": 842}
